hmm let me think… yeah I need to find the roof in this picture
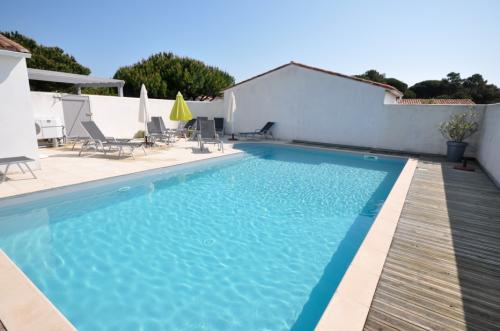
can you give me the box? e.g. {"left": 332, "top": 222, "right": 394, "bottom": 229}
{"left": 398, "top": 98, "right": 475, "bottom": 105}
{"left": 27, "top": 68, "right": 125, "bottom": 88}
{"left": 0, "top": 34, "right": 30, "bottom": 53}
{"left": 224, "top": 61, "right": 403, "bottom": 96}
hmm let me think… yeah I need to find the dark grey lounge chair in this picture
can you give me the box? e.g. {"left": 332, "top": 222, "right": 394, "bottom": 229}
{"left": 147, "top": 122, "right": 164, "bottom": 145}
{"left": 80, "top": 121, "right": 146, "bottom": 159}
{"left": 198, "top": 119, "right": 223, "bottom": 152}
{"left": 239, "top": 122, "right": 275, "bottom": 139}
{"left": 214, "top": 117, "right": 224, "bottom": 136}
{"left": 184, "top": 119, "right": 196, "bottom": 129}
{"left": 188, "top": 117, "right": 208, "bottom": 140}
{"left": 0, "top": 156, "right": 36, "bottom": 183}
{"left": 149, "top": 117, "right": 173, "bottom": 144}
{"left": 196, "top": 117, "right": 208, "bottom": 130}
{"left": 177, "top": 119, "right": 196, "bottom": 138}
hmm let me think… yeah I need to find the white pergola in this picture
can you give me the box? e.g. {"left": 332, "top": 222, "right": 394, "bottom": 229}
{"left": 27, "top": 68, "right": 125, "bottom": 97}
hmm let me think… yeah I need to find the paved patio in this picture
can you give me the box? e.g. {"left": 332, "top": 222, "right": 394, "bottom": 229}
{"left": 0, "top": 139, "right": 241, "bottom": 199}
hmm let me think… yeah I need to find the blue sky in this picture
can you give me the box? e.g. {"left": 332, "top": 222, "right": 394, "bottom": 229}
{"left": 1, "top": 0, "right": 499, "bottom": 86}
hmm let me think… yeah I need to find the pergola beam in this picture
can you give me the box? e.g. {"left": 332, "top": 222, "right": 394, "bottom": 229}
{"left": 28, "top": 68, "right": 125, "bottom": 97}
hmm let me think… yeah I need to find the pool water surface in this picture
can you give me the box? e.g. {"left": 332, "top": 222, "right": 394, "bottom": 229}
{"left": 0, "top": 144, "right": 405, "bottom": 331}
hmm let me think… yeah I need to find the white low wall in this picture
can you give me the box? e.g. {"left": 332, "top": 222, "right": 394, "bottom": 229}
{"left": 380, "top": 104, "right": 485, "bottom": 156}
{"left": 31, "top": 85, "right": 492, "bottom": 162}
{"left": 478, "top": 103, "right": 500, "bottom": 187}
{"left": 31, "top": 92, "right": 225, "bottom": 138}
{"left": 31, "top": 91, "right": 64, "bottom": 120}
{"left": 90, "top": 96, "right": 224, "bottom": 138}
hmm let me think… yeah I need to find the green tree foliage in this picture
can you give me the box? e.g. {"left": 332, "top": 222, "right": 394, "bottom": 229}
{"left": 403, "top": 89, "right": 417, "bottom": 98}
{"left": 357, "top": 69, "right": 386, "bottom": 82}
{"left": 439, "top": 110, "right": 479, "bottom": 142}
{"left": 355, "top": 69, "right": 408, "bottom": 93}
{"left": 408, "top": 80, "right": 447, "bottom": 98}
{"left": 462, "top": 74, "right": 500, "bottom": 104}
{"left": 114, "top": 52, "right": 235, "bottom": 100}
{"left": 384, "top": 78, "right": 408, "bottom": 95}
{"left": 1, "top": 31, "right": 91, "bottom": 93}
{"left": 80, "top": 87, "right": 117, "bottom": 96}
{"left": 357, "top": 69, "right": 500, "bottom": 103}
{"left": 407, "top": 72, "right": 500, "bottom": 104}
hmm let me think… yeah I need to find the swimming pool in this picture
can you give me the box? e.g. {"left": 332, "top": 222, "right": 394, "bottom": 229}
{"left": 0, "top": 143, "right": 405, "bottom": 331}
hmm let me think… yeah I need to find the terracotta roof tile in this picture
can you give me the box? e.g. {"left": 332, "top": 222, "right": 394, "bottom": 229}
{"left": 0, "top": 34, "right": 30, "bottom": 53}
{"left": 398, "top": 99, "right": 475, "bottom": 105}
{"left": 224, "top": 61, "right": 403, "bottom": 95}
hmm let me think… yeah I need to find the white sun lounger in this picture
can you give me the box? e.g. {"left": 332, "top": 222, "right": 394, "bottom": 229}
{"left": 0, "top": 156, "right": 36, "bottom": 183}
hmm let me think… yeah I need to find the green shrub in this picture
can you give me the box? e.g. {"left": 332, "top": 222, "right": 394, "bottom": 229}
{"left": 439, "top": 110, "right": 480, "bottom": 142}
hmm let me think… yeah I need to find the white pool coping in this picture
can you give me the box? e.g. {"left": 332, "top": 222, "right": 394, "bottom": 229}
{"left": 0, "top": 250, "right": 76, "bottom": 331}
{"left": 0, "top": 142, "right": 417, "bottom": 330}
{"left": 315, "top": 158, "right": 418, "bottom": 330}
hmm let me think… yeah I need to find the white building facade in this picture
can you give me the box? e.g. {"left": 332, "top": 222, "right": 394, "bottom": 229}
{"left": 0, "top": 38, "right": 39, "bottom": 168}
{"left": 223, "top": 62, "right": 485, "bottom": 156}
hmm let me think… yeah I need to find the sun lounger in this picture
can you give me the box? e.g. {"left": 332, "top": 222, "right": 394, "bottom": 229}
{"left": 214, "top": 117, "right": 224, "bottom": 137}
{"left": 80, "top": 121, "right": 146, "bottom": 159}
{"left": 198, "top": 119, "right": 223, "bottom": 152}
{"left": 149, "top": 117, "right": 173, "bottom": 144}
{"left": 239, "top": 122, "right": 275, "bottom": 139}
{"left": 176, "top": 119, "right": 196, "bottom": 138}
{"left": 189, "top": 117, "right": 208, "bottom": 140}
{"left": 0, "top": 156, "right": 36, "bottom": 183}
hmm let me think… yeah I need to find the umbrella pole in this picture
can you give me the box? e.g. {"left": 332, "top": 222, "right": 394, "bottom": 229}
{"left": 228, "top": 121, "right": 238, "bottom": 141}
{"left": 144, "top": 122, "right": 150, "bottom": 147}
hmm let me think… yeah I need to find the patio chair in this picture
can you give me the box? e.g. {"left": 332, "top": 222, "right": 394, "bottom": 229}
{"left": 150, "top": 117, "right": 174, "bottom": 144}
{"left": 189, "top": 117, "right": 208, "bottom": 140}
{"left": 176, "top": 119, "right": 196, "bottom": 138}
{"left": 198, "top": 119, "right": 223, "bottom": 152}
{"left": 147, "top": 121, "right": 166, "bottom": 145}
{"left": 239, "top": 122, "right": 275, "bottom": 139}
{"left": 214, "top": 117, "right": 224, "bottom": 137}
{"left": 184, "top": 119, "right": 196, "bottom": 130}
{"left": 79, "top": 121, "right": 146, "bottom": 159}
{"left": 0, "top": 156, "right": 36, "bottom": 183}
{"left": 172, "top": 119, "right": 196, "bottom": 139}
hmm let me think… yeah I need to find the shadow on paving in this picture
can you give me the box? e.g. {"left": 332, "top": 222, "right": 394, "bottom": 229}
{"left": 362, "top": 158, "right": 500, "bottom": 330}
{"left": 442, "top": 161, "right": 500, "bottom": 330}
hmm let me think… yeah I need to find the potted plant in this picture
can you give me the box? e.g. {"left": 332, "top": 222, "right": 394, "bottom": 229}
{"left": 439, "top": 109, "right": 480, "bottom": 162}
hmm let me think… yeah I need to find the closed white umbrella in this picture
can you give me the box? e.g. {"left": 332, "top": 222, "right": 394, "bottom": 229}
{"left": 139, "top": 84, "right": 149, "bottom": 138}
{"left": 228, "top": 92, "right": 238, "bottom": 140}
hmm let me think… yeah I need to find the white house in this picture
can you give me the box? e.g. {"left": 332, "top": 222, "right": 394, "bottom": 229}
{"left": 0, "top": 35, "right": 39, "bottom": 168}
{"left": 223, "top": 61, "right": 485, "bottom": 156}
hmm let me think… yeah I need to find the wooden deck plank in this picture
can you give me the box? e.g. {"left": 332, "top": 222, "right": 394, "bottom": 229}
{"left": 363, "top": 159, "right": 500, "bottom": 330}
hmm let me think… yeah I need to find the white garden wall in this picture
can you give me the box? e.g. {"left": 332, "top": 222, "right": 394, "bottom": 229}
{"left": 31, "top": 92, "right": 225, "bottom": 138}
{"left": 30, "top": 65, "right": 493, "bottom": 163}
{"left": 380, "top": 104, "right": 484, "bottom": 156}
{"left": 478, "top": 103, "right": 500, "bottom": 187}
{"left": 31, "top": 91, "right": 64, "bottom": 120}
{"left": 224, "top": 64, "right": 485, "bottom": 156}
{"left": 0, "top": 53, "right": 39, "bottom": 168}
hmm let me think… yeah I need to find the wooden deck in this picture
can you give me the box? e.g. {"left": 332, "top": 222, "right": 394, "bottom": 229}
{"left": 364, "top": 159, "right": 500, "bottom": 330}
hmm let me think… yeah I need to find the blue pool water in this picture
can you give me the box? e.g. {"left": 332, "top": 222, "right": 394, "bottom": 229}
{"left": 0, "top": 144, "right": 405, "bottom": 331}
